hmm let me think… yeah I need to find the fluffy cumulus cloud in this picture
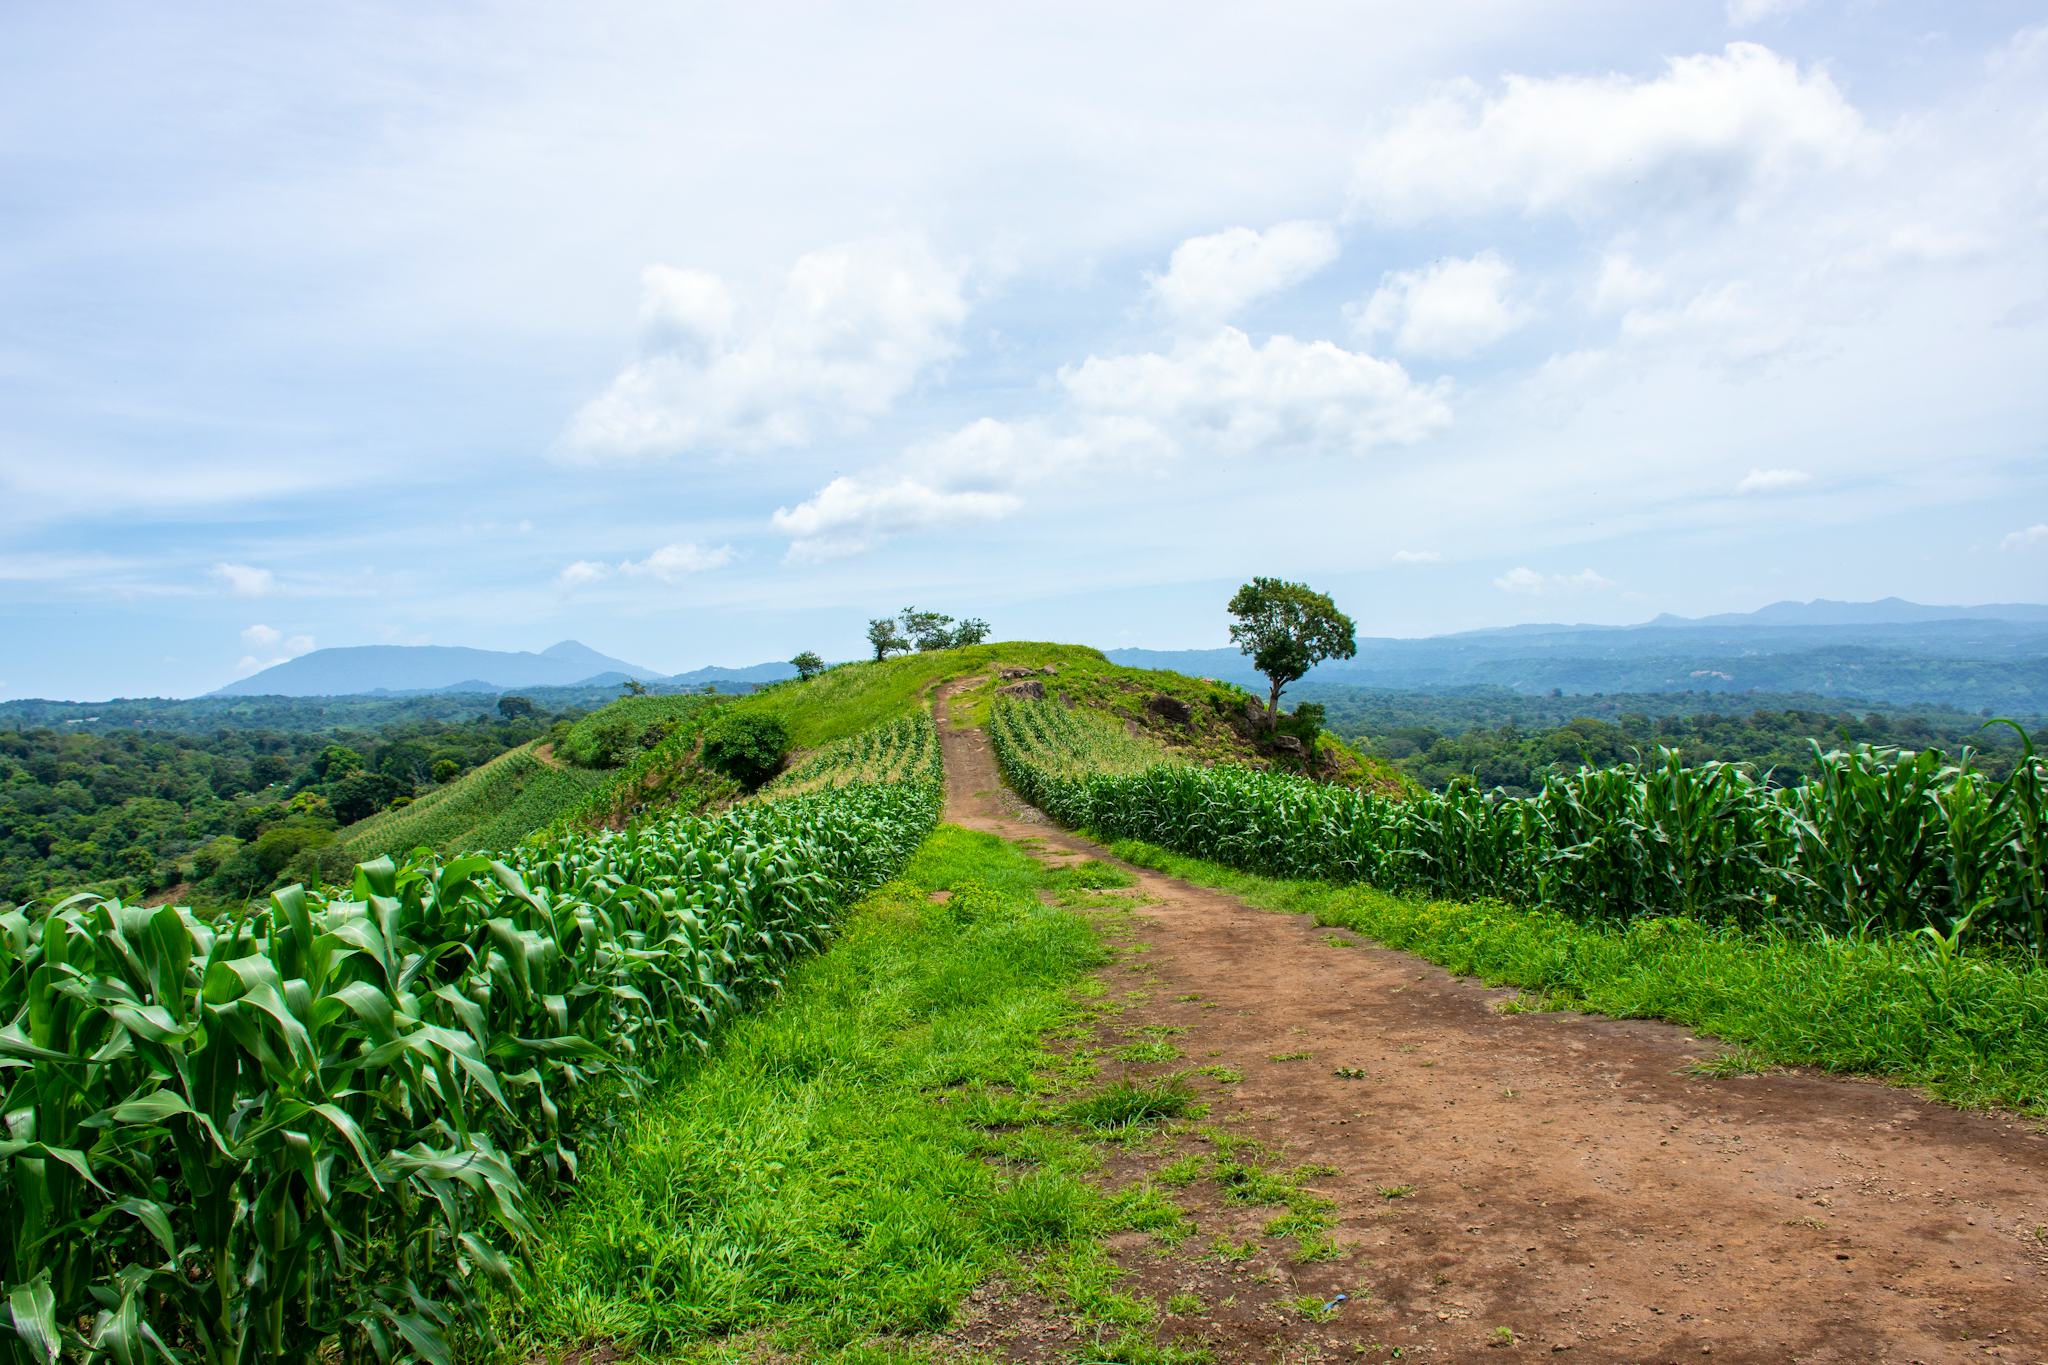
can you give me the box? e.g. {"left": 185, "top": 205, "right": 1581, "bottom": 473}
{"left": 556, "top": 541, "right": 735, "bottom": 588}
{"left": 1353, "top": 251, "right": 1528, "bottom": 358}
{"left": 1351, "top": 44, "right": 1864, "bottom": 220}
{"left": 1059, "top": 327, "right": 1452, "bottom": 456}
{"left": 1147, "top": 221, "right": 1339, "bottom": 325}
{"left": 771, "top": 476, "right": 1020, "bottom": 563}
{"left": 1735, "top": 467, "right": 1812, "bottom": 494}
{"left": 211, "top": 562, "right": 274, "bottom": 597}
{"left": 1588, "top": 253, "right": 1664, "bottom": 313}
{"left": 770, "top": 416, "right": 1171, "bottom": 561}
{"left": 1493, "top": 566, "right": 1615, "bottom": 595}
{"left": 562, "top": 238, "right": 967, "bottom": 459}
{"left": 2001, "top": 524, "right": 2048, "bottom": 552}
{"left": 770, "top": 322, "right": 1456, "bottom": 559}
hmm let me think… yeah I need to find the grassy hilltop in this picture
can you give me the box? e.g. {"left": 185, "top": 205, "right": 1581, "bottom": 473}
{"left": 343, "top": 642, "right": 1411, "bottom": 861}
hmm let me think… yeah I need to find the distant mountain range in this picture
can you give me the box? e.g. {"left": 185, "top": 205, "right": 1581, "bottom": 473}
{"left": 1105, "top": 598, "right": 2048, "bottom": 713}
{"left": 211, "top": 640, "right": 795, "bottom": 698}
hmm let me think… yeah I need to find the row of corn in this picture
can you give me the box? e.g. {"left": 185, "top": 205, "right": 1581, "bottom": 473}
{"left": 759, "top": 712, "right": 943, "bottom": 798}
{"left": 991, "top": 698, "right": 2047, "bottom": 950}
{"left": 1, "top": 720, "right": 942, "bottom": 1363}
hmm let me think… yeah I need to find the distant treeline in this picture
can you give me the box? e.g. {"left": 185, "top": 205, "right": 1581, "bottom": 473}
{"left": 1316, "top": 687, "right": 2042, "bottom": 794}
{"left": 0, "top": 680, "right": 745, "bottom": 735}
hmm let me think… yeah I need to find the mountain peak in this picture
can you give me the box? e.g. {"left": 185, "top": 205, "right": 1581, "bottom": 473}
{"left": 212, "top": 640, "right": 659, "bottom": 697}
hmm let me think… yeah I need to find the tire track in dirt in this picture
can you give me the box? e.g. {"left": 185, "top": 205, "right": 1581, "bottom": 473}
{"left": 936, "top": 679, "right": 2048, "bottom": 1363}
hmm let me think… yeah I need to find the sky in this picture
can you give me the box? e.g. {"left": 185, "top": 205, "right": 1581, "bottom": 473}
{"left": 3, "top": 0, "right": 2045, "bottom": 699}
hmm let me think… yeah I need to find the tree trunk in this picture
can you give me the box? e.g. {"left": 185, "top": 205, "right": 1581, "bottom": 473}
{"left": 1265, "top": 677, "right": 1283, "bottom": 732}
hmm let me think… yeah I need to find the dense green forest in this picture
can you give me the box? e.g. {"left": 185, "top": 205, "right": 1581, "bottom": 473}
{"left": 0, "top": 704, "right": 554, "bottom": 907}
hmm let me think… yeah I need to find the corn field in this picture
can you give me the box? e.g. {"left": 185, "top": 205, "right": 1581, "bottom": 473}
{"left": 760, "top": 713, "right": 943, "bottom": 798}
{"left": 992, "top": 699, "right": 2048, "bottom": 951}
{"left": 1, "top": 737, "right": 941, "bottom": 1363}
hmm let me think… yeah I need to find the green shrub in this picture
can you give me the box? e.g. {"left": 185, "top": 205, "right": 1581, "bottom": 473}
{"left": 702, "top": 711, "right": 792, "bottom": 788}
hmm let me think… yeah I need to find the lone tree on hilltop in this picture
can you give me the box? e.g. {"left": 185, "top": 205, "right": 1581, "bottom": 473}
{"left": 950, "top": 617, "right": 991, "bottom": 647}
{"left": 867, "top": 617, "right": 909, "bottom": 661}
{"left": 620, "top": 678, "right": 648, "bottom": 696}
{"left": 1227, "top": 577, "right": 1357, "bottom": 732}
{"left": 791, "top": 650, "right": 825, "bottom": 681}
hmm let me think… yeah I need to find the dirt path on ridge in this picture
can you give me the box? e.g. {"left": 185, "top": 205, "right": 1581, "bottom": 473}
{"left": 935, "top": 679, "right": 2048, "bottom": 1364}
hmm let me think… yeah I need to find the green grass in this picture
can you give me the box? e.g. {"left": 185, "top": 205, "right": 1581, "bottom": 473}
{"left": 735, "top": 643, "right": 1108, "bottom": 748}
{"left": 1104, "top": 837, "right": 2048, "bottom": 1114}
{"left": 340, "top": 743, "right": 610, "bottom": 858}
{"left": 496, "top": 825, "right": 1192, "bottom": 1361}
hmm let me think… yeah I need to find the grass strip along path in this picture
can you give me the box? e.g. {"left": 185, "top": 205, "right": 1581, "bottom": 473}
{"left": 496, "top": 827, "right": 1206, "bottom": 1363}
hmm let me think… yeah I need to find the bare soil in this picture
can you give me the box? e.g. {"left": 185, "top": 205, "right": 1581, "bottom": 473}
{"left": 935, "top": 680, "right": 2048, "bottom": 1364}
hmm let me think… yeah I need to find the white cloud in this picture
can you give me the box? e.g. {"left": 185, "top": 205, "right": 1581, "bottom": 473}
{"left": 562, "top": 237, "right": 967, "bottom": 459}
{"left": 1493, "top": 566, "right": 1615, "bottom": 595}
{"left": 1147, "top": 221, "right": 1339, "bottom": 325}
{"left": 769, "top": 416, "right": 1171, "bottom": 561}
{"left": 1353, "top": 251, "right": 1528, "bottom": 358}
{"left": 1726, "top": 0, "right": 1805, "bottom": 27}
{"left": 1352, "top": 44, "right": 1865, "bottom": 220}
{"left": 1735, "top": 467, "right": 1812, "bottom": 494}
{"left": 236, "top": 624, "right": 314, "bottom": 671}
{"left": 1391, "top": 549, "right": 1442, "bottom": 564}
{"left": 1618, "top": 282, "right": 1797, "bottom": 365}
{"left": 772, "top": 324, "right": 1455, "bottom": 560}
{"left": 1060, "top": 327, "right": 1452, "bottom": 456}
{"left": 556, "top": 560, "right": 610, "bottom": 589}
{"left": 621, "top": 542, "right": 736, "bottom": 581}
{"left": 556, "top": 541, "right": 735, "bottom": 588}
{"left": 772, "top": 476, "right": 1020, "bottom": 563}
{"left": 211, "top": 562, "right": 274, "bottom": 597}
{"left": 2000, "top": 524, "right": 2048, "bottom": 551}
{"left": 1590, "top": 253, "right": 1664, "bottom": 313}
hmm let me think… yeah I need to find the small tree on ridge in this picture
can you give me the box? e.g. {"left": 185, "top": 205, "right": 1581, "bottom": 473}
{"left": 866, "top": 618, "right": 908, "bottom": 661}
{"left": 1227, "top": 577, "right": 1357, "bottom": 732}
{"left": 791, "top": 650, "right": 825, "bottom": 681}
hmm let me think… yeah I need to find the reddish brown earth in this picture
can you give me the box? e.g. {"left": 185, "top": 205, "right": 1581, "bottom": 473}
{"left": 935, "top": 680, "right": 2048, "bottom": 1364}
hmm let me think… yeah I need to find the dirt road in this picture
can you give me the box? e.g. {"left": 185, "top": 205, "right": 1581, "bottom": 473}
{"left": 936, "top": 682, "right": 2048, "bottom": 1363}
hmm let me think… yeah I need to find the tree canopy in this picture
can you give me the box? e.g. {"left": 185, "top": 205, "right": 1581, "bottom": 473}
{"left": 866, "top": 618, "right": 909, "bottom": 661}
{"left": 1227, "top": 577, "right": 1358, "bottom": 729}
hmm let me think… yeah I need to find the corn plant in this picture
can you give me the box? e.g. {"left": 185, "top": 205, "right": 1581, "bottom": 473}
{"left": 2, "top": 736, "right": 943, "bottom": 1364}
{"left": 992, "top": 699, "right": 2048, "bottom": 952}
{"left": 759, "top": 713, "right": 943, "bottom": 798}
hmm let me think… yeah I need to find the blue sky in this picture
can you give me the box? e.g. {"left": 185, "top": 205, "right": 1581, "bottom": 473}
{"left": 3, "top": 0, "right": 2045, "bottom": 699}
